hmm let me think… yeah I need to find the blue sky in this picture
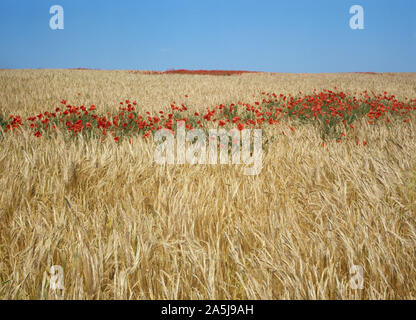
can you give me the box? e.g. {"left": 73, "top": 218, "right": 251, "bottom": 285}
{"left": 0, "top": 0, "right": 415, "bottom": 72}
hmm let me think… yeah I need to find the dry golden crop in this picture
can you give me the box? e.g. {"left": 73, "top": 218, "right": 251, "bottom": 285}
{"left": 0, "top": 70, "right": 416, "bottom": 299}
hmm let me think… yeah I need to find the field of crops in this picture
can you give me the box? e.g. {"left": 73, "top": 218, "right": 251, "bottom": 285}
{"left": 0, "top": 70, "right": 416, "bottom": 299}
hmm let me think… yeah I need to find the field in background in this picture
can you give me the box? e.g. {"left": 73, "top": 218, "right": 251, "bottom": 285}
{"left": 128, "top": 69, "right": 258, "bottom": 76}
{"left": 0, "top": 70, "right": 416, "bottom": 299}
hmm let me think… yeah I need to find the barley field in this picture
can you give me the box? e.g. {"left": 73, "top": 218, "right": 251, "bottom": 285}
{"left": 1, "top": 69, "right": 416, "bottom": 299}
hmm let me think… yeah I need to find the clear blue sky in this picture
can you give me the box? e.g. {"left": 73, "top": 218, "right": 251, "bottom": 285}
{"left": 0, "top": 0, "right": 415, "bottom": 72}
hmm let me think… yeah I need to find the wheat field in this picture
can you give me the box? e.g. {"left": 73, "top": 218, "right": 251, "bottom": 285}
{"left": 0, "top": 69, "right": 416, "bottom": 299}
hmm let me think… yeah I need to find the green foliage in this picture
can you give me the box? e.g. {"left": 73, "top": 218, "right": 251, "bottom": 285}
{"left": 0, "top": 114, "right": 8, "bottom": 137}
{"left": 0, "top": 113, "right": 8, "bottom": 129}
